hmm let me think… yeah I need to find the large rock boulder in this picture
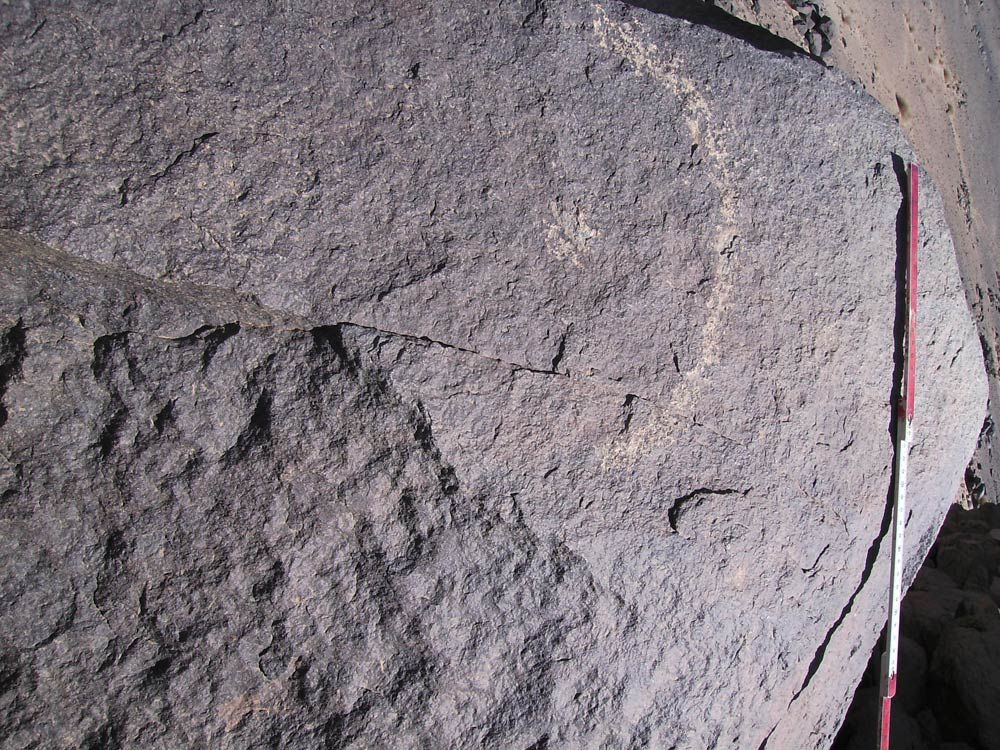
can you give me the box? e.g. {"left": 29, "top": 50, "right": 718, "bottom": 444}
{"left": 0, "top": 1, "right": 986, "bottom": 748}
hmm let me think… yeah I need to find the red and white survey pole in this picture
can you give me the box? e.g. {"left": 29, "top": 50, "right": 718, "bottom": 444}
{"left": 878, "top": 163, "right": 919, "bottom": 750}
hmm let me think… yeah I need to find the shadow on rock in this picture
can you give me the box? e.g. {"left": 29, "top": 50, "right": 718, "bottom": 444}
{"left": 622, "top": 0, "right": 809, "bottom": 56}
{"left": 835, "top": 502, "right": 1000, "bottom": 750}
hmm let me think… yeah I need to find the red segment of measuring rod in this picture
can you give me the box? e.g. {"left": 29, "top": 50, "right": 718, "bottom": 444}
{"left": 905, "top": 165, "right": 919, "bottom": 424}
{"left": 880, "top": 697, "right": 892, "bottom": 750}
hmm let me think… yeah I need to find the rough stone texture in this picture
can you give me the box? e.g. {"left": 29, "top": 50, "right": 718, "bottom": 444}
{"left": 930, "top": 616, "right": 1000, "bottom": 750}
{"left": 835, "top": 503, "right": 1000, "bottom": 750}
{"left": 0, "top": 1, "right": 986, "bottom": 748}
{"left": 696, "top": 0, "right": 1000, "bottom": 515}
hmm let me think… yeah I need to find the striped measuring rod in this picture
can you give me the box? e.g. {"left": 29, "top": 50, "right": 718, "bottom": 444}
{"left": 878, "top": 162, "right": 918, "bottom": 750}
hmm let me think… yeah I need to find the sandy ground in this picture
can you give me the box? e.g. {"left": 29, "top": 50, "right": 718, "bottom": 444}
{"left": 711, "top": 0, "right": 1000, "bottom": 501}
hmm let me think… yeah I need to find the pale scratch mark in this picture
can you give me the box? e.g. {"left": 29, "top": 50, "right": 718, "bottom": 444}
{"left": 592, "top": 5, "right": 742, "bottom": 467}
{"left": 545, "top": 201, "right": 601, "bottom": 267}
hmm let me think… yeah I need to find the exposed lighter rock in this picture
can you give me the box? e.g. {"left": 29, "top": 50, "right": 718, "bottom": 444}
{"left": 0, "top": 1, "right": 986, "bottom": 748}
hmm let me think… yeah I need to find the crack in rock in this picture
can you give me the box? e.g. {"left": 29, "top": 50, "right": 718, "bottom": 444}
{"left": 666, "top": 487, "right": 744, "bottom": 533}
{"left": 0, "top": 319, "right": 27, "bottom": 427}
{"left": 149, "top": 131, "right": 219, "bottom": 185}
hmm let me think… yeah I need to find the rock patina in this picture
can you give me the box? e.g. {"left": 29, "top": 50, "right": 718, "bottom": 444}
{"left": 0, "top": 1, "right": 986, "bottom": 748}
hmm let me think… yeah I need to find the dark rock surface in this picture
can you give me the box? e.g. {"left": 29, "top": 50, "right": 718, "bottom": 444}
{"left": 0, "top": 1, "right": 986, "bottom": 748}
{"left": 835, "top": 503, "right": 1000, "bottom": 750}
{"left": 696, "top": 0, "right": 1000, "bottom": 517}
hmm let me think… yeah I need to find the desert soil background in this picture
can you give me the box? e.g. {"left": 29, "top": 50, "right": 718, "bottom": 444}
{"left": 709, "top": 0, "right": 1000, "bottom": 498}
